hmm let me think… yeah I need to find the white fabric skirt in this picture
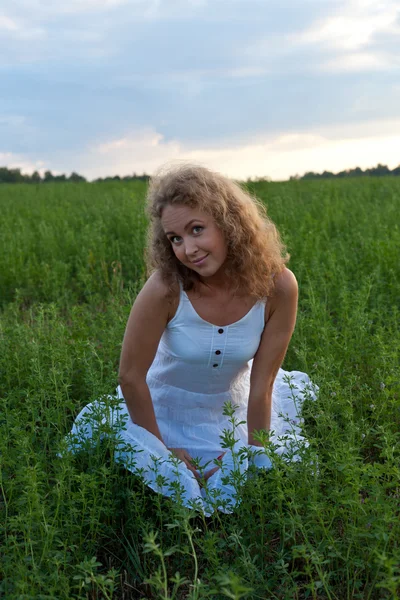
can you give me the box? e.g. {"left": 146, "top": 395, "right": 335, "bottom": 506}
{"left": 66, "top": 368, "right": 317, "bottom": 515}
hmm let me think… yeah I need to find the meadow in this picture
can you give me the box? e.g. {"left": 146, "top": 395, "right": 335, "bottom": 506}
{"left": 0, "top": 177, "right": 399, "bottom": 599}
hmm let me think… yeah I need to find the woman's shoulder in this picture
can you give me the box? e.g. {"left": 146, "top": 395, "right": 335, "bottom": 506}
{"left": 272, "top": 268, "right": 298, "bottom": 297}
{"left": 144, "top": 270, "right": 180, "bottom": 322}
{"left": 265, "top": 268, "right": 297, "bottom": 321}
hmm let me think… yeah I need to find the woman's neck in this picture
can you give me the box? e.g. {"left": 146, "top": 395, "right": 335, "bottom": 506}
{"left": 196, "top": 273, "right": 241, "bottom": 298}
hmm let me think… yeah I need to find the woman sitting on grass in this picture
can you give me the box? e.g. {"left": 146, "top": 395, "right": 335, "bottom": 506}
{"left": 70, "top": 164, "right": 316, "bottom": 514}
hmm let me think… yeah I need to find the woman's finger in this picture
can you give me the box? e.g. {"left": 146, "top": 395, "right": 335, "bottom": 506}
{"left": 180, "top": 451, "right": 200, "bottom": 478}
{"left": 183, "top": 459, "right": 200, "bottom": 478}
{"left": 183, "top": 451, "right": 198, "bottom": 468}
{"left": 203, "top": 466, "right": 220, "bottom": 481}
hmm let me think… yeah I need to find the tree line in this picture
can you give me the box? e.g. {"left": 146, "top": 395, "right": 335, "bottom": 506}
{"left": 1, "top": 163, "right": 400, "bottom": 184}
{"left": 291, "top": 163, "right": 400, "bottom": 180}
{"left": 0, "top": 167, "right": 150, "bottom": 184}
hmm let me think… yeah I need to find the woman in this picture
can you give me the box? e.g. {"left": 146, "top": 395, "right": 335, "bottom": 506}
{"left": 69, "top": 164, "right": 316, "bottom": 514}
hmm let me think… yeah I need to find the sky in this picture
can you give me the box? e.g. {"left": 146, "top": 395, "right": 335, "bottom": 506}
{"left": 1, "top": 0, "right": 399, "bottom": 181}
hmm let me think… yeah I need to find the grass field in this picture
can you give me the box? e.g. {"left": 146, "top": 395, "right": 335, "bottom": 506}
{"left": 0, "top": 178, "right": 399, "bottom": 599}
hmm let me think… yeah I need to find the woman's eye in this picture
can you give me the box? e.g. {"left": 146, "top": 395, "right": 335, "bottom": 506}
{"left": 193, "top": 226, "right": 203, "bottom": 234}
{"left": 170, "top": 236, "right": 181, "bottom": 244}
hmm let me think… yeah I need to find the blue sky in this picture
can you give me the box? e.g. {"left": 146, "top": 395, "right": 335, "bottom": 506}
{"left": 1, "top": 0, "right": 399, "bottom": 180}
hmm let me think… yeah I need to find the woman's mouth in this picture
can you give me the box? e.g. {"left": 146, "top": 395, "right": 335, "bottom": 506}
{"left": 192, "top": 254, "right": 209, "bottom": 265}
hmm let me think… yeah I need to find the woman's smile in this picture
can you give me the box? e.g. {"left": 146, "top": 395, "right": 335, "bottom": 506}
{"left": 191, "top": 254, "right": 209, "bottom": 265}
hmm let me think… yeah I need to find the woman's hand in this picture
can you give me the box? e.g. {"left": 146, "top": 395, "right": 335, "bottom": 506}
{"left": 168, "top": 448, "right": 200, "bottom": 479}
{"left": 168, "top": 449, "right": 226, "bottom": 484}
{"left": 202, "top": 452, "right": 226, "bottom": 482}
{"left": 202, "top": 465, "right": 220, "bottom": 481}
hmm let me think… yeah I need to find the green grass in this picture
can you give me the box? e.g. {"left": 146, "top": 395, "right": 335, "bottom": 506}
{"left": 0, "top": 178, "right": 399, "bottom": 599}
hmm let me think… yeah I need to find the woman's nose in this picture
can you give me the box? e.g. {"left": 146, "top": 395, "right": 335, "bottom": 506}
{"left": 184, "top": 238, "right": 199, "bottom": 256}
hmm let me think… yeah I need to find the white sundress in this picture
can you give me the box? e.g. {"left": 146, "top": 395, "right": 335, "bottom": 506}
{"left": 67, "top": 284, "right": 317, "bottom": 515}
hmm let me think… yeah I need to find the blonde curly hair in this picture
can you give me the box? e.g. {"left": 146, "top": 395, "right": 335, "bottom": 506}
{"left": 145, "top": 163, "right": 289, "bottom": 299}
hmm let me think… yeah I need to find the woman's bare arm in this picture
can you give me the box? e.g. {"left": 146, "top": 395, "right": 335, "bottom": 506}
{"left": 118, "top": 271, "right": 175, "bottom": 443}
{"left": 119, "top": 274, "right": 202, "bottom": 478}
{"left": 247, "top": 268, "right": 298, "bottom": 445}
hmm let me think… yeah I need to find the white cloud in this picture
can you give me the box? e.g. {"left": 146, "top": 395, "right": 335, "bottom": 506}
{"left": 0, "top": 15, "right": 18, "bottom": 30}
{"left": 318, "top": 117, "right": 400, "bottom": 141}
{"left": 185, "top": 130, "right": 400, "bottom": 180}
{"left": 281, "top": 0, "right": 400, "bottom": 74}
{"left": 72, "top": 118, "right": 400, "bottom": 181}
{"left": 321, "top": 51, "right": 390, "bottom": 72}
{"left": 81, "top": 129, "right": 182, "bottom": 178}
{"left": 0, "top": 151, "right": 47, "bottom": 174}
{"left": 295, "top": 1, "right": 399, "bottom": 51}
{"left": 239, "top": 1, "right": 400, "bottom": 77}
{"left": 299, "top": 14, "right": 396, "bottom": 52}
{"left": 0, "top": 12, "right": 44, "bottom": 40}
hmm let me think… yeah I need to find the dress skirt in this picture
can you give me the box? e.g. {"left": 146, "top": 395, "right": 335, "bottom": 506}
{"left": 66, "top": 366, "right": 318, "bottom": 516}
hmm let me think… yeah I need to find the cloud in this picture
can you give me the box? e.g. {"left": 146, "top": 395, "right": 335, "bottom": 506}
{"left": 0, "top": 151, "right": 47, "bottom": 174}
{"left": 288, "top": 0, "right": 400, "bottom": 74}
{"left": 59, "top": 117, "right": 400, "bottom": 181}
{"left": 321, "top": 51, "right": 391, "bottom": 72}
{"left": 0, "top": 13, "right": 44, "bottom": 41}
{"left": 0, "top": 15, "right": 18, "bottom": 30}
{"left": 298, "top": 14, "right": 397, "bottom": 52}
{"left": 294, "top": 0, "right": 399, "bottom": 51}
{"left": 85, "top": 129, "right": 182, "bottom": 177}
{"left": 237, "top": 0, "right": 400, "bottom": 77}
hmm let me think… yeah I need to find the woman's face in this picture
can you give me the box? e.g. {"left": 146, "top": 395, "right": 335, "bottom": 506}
{"left": 161, "top": 204, "right": 228, "bottom": 277}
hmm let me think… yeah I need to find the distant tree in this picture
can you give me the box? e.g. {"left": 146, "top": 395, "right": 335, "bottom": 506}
{"left": 69, "top": 172, "right": 86, "bottom": 182}
{"left": 0, "top": 167, "right": 10, "bottom": 183}
{"left": 31, "top": 171, "right": 42, "bottom": 183}
{"left": 366, "top": 164, "right": 391, "bottom": 176}
{"left": 44, "top": 170, "right": 54, "bottom": 182}
{"left": 0, "top": 167, "right": 24, "bottom": 183}
{"left": 302, "top": 171, "right": 319, "bottom": 180}
{"left": 11, "top": 168, "right": 24, "bottom": 183}
{"left": 347, "top": 167, "right": 364, "bottom": 177}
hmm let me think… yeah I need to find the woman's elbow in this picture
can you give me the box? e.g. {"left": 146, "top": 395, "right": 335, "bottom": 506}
{"left": 118, "top": 368, "right": 146, "bottom": 390}
{"left": 118, "top": 369, "right": 135, "bottom": 389}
